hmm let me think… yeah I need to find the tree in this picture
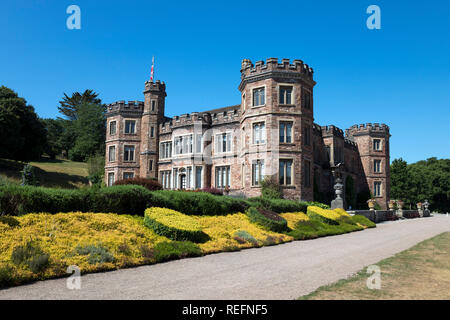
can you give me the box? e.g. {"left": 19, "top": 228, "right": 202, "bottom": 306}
{"left": 391, "top": 157, "right": 450, "bottom": 212}
{"left": 0, "top": 86, "right": 47, "bottom": 161}
{"left": 69, "top": 103, "right": 106, "bottom": 161}
{"left": 58, "top": 89, "right": 101, "bottom": 121}
{"left": 390, "top": 158, "right": 413, "bottom": 205}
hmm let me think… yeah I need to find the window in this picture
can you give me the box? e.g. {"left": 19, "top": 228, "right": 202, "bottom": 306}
{"left": 252, "top": 160, "right": 265, "bottom": 186}
{"left": 108, "top": 146, "right": 116, "bottom": 162}
{"left": 160, "top": 142, "right": 172, "bottom": 159}
{"left": 215, "top": 133, "right": 232, "bottom": 154}
{"left": 151, "top": 100, "right": 156, "bottom": 111}
{"left": 303, "top": 125, "right": 310, "bottom": 146}
{"left": 253, "top": 122, "right": 265, "bottom": 144}
{"left": 253, "top": 87, "right": 265, "bottom": 106}
{"left": 304, "top": 160, "right": 311, "bottom": 187}
{"left": 149, "top": 160, "right": 153, "bottom": 171}
{"left": 107, "top": 172, "right": 115, "bottom": 187}
{"left": 303, "top": 90, "right": 311, "bottom": 109}
{"left": 174, "top": 135, "right": 193, "bottom": 155}
{"left": 109, "top": 121, "right": 117, "bottom": 135}
{"left": 280, "top": 122, "right": 293, "bottom": 143}
{"left": 373, "top": 139, "right": 382, "bottom": 151}
{"left": 195, "top": 134, "right": 203, "bottom": 153}
{"left": 374, "top": 181, "right": 382, "bottom": 197}
{"left": 125, "top": 120, "right": 136, "bottom": 134}
{"left": 124, "top": 145, "right": 135, "bottom": 162}
{"left": 242, "top": 93, "right": 246, "bottom": 112}
{"left": 374, "top": 159, "right": 381, "bottom": 173}
{"left": 195, "top": 166, "right": 202, "bottom": 189}
{"left": 150, "top": 126, "right": 154, "bottom": 138}
{"left": 279, "top": 86, "right": 293, "bottom": 105}
{"left": 215, "top": 166, "right": 231, "bottom": 188}
{"left": 279, "top": 159, "right": 293, "bottom": 185}
{"left": 123, "top": 172, "right": 134, "bottom": 180}
{"left": 160, "top": 171, "right": 172, "bottom": 189}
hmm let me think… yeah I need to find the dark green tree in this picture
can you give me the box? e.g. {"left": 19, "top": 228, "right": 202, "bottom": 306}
{"left": 58, "top": 90, "right": 101, "bottom": 121}
{"left": 390, "top": 158, "right": 413, "bottom": 205}
{"left": 69, "top": 103, "right": 106, "bottom": 161}
{"left": 0, "top": 86, "right": 47, "bottom": 161}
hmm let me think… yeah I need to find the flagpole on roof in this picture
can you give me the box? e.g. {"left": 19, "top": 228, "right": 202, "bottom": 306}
{"left": 151, "top": 56, "right": 155, "bottom": 82}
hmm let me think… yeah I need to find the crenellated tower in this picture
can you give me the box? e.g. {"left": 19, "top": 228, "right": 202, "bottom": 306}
{"left": 140, "top": 80, "right": 167, "bottom": 178}
{"left": 346, "top": 123, "right": 391, "bottom": 209}
{"left": 238, "top": 58, "right": 316, "bottom": 200}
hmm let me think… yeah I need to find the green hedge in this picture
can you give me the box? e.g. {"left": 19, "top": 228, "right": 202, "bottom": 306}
{"left": 247, "top": 197, "right": 308, "bottom": 213}
{"left": 143, "top": 207, "right": 209, "bottom": 242}
{"left": 150, "top": 190, "right": 249, "bottom": 216}
{"left": 247, "top": 207, "right": 288, "bottom": 232}
{"left": 0, "top": 184, "right": 152, "bottom": 216}
{"left": 0, "top": 184, "right": 330, "bottom": 217}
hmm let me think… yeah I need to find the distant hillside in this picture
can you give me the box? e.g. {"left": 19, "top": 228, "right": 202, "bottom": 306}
{"left": 0, "top": 157, "right": 89, "bottom": 189}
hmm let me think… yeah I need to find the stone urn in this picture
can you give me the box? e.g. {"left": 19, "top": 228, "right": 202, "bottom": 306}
{"left": 388, "top": 200, "right": 396, "bottom": 210}
{"left": 416, "top": 202, "right": 423, "bottom": 210}
{"left": 396, "top": 200, "right": 404, "bottom": 218}
{"left": 367, "top": 199, "right": 377, "bottom": 211}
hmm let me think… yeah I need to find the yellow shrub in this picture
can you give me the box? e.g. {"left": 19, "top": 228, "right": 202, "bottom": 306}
{"left": 308, "top": 206, "right": 341, "bottom": 221}
{"left": 144, "top": 207, "right": 202, "bottom": 232}
{"left": 333, "top": 208, "right": 350, "bottom": 217}
{"left": 280, "top": 212, "right": 310, "bottom": 229}
{"left": 193, "top": 213, "right": 293, "bottom": 253}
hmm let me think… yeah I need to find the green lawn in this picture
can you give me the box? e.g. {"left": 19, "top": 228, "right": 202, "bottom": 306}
{"left": 0, "top": 157, "right": 89, "bottom": 189}
{"left": 300, "top": 232, "right": 450, "bottom": 300}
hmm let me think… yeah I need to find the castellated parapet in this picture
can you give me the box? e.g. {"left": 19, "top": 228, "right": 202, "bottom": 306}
{"left": 346, "top": 123, "right": 390, "bottom": 137}
{"left": 144, "top": 80, "right": 166, "bottom": 95}
{"left": 106, "top": 100, "right": 144, "bottom": 115}
{"left": 240, "top": 58, "right": 313, "bottom": 79}
{"left": 321, "top": 125, "right": 344, "bottom": 138}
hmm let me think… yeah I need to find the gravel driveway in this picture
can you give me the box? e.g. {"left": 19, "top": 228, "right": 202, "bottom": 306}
{"left": 1, "top": 215, "right": 449, "bottom": 300}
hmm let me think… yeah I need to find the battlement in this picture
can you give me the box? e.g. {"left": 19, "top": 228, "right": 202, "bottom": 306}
{"left": 346, "top": 123, "right": 390, "bottom": 136}
{"left": 312, "top": 123, "right": 322, "bottom": 135}
{"left": 159, "top": 112, "right": 210, "bottom": 132}
{"left": 240, "top": 58, "right": 314, "bottom": 80}
{"left": 321, "top": 125, "right": 344, "bottom": 138}
{"left": 106, "top": 100, "right": 144, "bottom": 115}
{"left": 344, "top": 138, "right": 358, "bottom": 150}
{"left": 211, "top": 108, "right": 240, "bottom": 125}
{"left": 144, "top": 80, "right": 166, "bottom": 94}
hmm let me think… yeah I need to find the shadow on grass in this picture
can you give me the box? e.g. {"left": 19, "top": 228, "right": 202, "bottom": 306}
{"left": 0, "top": 158, "right": 88, "bottom": 189}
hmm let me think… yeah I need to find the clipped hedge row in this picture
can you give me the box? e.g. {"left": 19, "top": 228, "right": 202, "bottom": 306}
{"left": 144, "top": 207, "right": 209, "bottom": 242}
{"left": 0, "top": 184, "right": 151, "bottom": 216}
{"left": 0, "top": 184, "right": 332, "bottom": 217}
{"left": 247, "top": 207, "right": 289, "bottom": 233}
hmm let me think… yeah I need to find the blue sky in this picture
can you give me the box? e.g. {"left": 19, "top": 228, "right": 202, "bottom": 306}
{"left": 1, "top": 0, "right": 449, "bottom": 163}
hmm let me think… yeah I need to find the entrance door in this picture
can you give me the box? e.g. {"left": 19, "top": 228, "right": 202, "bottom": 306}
{"left": 180, "top": 174, "right": 186, "bottom": 189}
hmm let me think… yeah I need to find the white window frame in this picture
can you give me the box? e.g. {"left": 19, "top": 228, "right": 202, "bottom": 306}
{"left": 373, "top": 139, "right": 382, "bottom": 151}
{"left": 279, "top": 120, "right": 294, "bottom": 144}
{"left": 252, "top": 121, "right": 266, "bottom": 145}
{"left": 215, "top": 166, "right": 231, "bottom": 188}
{"left": 374, "top": 181, "right": 382, "bottom": 197}
{"left": 278, "top": 84, "right": 294, "bottom": 105}
{"left": 215, "top": 132, "right": 233, "bottom": 154}
{"left": 252, "top": 159, "right": 265, "bottom": 186}
{"left": 108, "top": 145, "right": 116, "bottom": 162}
{"left": 374, "top": 159, "right": 382, "bottom": 173}
{"left": 124, "top": 145, "right": 136, "bottom": 162}
{"left": 173, "top": 134, "right": 193, "bottom": 155}
{"left": 279, "top": 159, "right": 294, "bottom": 186}
{"left": 124, "top": 119, "right": 136, "bottom": 134}
{"left": 109, "top": 121, "right": 117, "bottom": 136}
{"left": 252, "top": 86, "right": 266, "bottom": 107}
{"left": 107, "top": 172, "right": 115, "bottom": 187}
{"left": 123, "top": 172, "right": 134, "bottom": 180}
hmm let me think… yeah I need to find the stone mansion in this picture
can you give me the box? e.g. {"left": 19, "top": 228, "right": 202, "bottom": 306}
{"left": 104, "top": 58, "right": 391, "bottom": 209}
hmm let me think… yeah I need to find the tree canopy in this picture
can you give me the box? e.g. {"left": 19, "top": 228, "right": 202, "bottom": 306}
{"left": 58, "top": 89, "right": 101, "bottom": 121}
{"left": 390, "top": 157, "right": 450, "bottom": 212}
{"left": 0, "top": 86, "right": 47, "bottom": 161}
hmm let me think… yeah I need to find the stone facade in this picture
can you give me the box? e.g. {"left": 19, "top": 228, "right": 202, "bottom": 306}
{"left": 105, "top": 58, "right": 391, "bottom": 209}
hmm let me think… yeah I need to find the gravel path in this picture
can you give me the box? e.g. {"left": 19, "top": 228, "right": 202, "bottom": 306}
{"left": 1, "top": 215, "right": 449, "bottom": 300}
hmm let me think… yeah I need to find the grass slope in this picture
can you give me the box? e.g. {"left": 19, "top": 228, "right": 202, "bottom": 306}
{"left": 300, "top": 232, "right": 450, "bottom": 300}
{"left": 0, "top": 157, "right": 88, "bottom": 188}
